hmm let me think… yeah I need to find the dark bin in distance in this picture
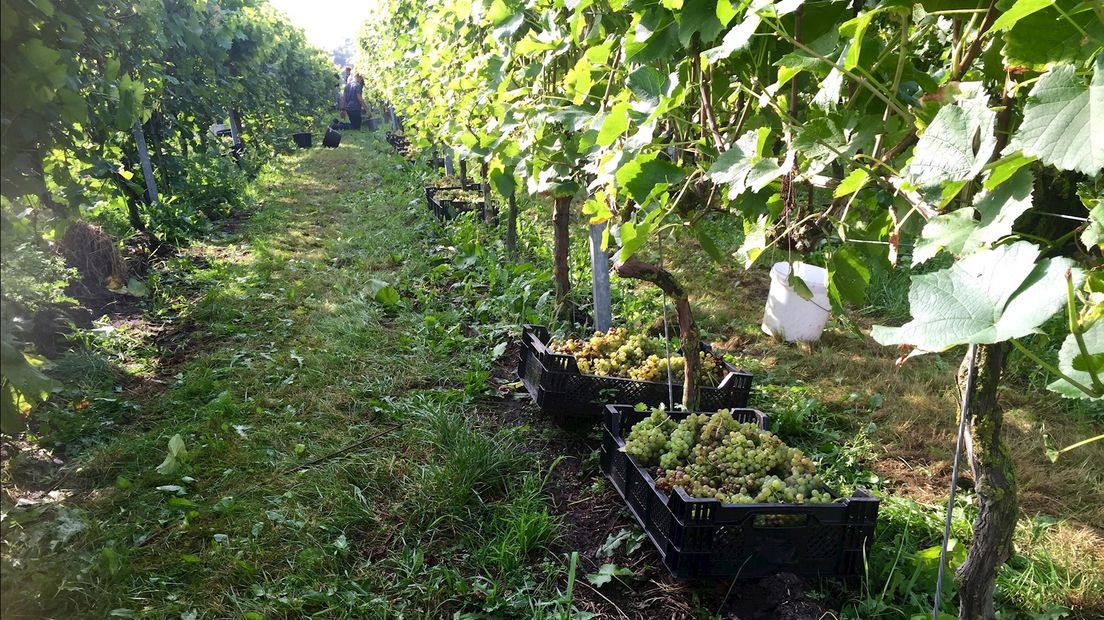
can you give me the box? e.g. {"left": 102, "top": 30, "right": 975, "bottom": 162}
{"left": 292, "top": 132, "right": 312, "bottom": 148}
{"left": 323, "top": 128, "right": 341, "bottom": 148}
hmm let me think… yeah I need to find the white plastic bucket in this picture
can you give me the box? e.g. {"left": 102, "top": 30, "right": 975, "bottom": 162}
{"left": 761, "top": 262, "right": 831, "bottom": 342}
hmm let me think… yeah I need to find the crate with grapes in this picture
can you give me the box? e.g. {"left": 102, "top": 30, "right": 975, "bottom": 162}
{"left": 601, "top": 404, "right": 879, "bottom": 579}
{"left": 517, "top": 325, "right": 753, "bottom": 417}
{"left": 424, "top": 179, "right": 483, "bottom": 221}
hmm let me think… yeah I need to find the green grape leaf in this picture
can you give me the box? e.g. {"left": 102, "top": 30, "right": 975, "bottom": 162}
{"left": 829, "top": 245, "right": 872, "bottom": 306}
{"left": 907, "top": 92, "right": 996, "bottom": 192}
{"left": 564, "top": 56, "right": 594, "bottom": 105}
{"left": 367, "top": 279, "right": 401, "bottom": 307}
{"left": 586, "top": 563, "right": 633, "bottom": 587}
{"left": 626, "top": 10, "right": 681, "bottom": 62}
{"left": 988, "top": 0, "right": 1054, "bottom": 32}
{"left": 792, "top": 114, "right": 875, "bottom": 177}
{"left": 597, "top": 100, "right": 631, "bottom": 146}
{"left": 702, "top": 11, "right": 761, "bottom": 63}
{"left": 1009, "top": 58, "right": 1104, "bottom": 176}
{"left": 788, "top": 269, "right": 815, "bottom": 301}
{"left": 984, "top": 153, "right": 1036, "bottom": 190}
{"left": 615, "top": 152, "right": 685, "bottom": 204}
{"left": 678, "top": 0, "right": 725, "bottom": 47}
{"left": 736, "top": 214, "right": 770, "bottom": 268}
{"left": 488, "top": 163, "right": 517, "bottom": 198}
{"left": 707, "top": 129, "right": 785, "bottom": 198}
{"left": 1082, "top": 203, "right": 1103, "bottom": 250}
{"left": 872, "top": 241, "right": 1080, "bottom": 352}
{"left": 834, "top": 168, "right": 869, "bottom": 198}
{"left": 1047, "top": 321, "right": 1103, "bottom": 399}
{"left": 911, "top": 209, "right": 980, "bottom": 266}
{"left": 627, "top": 66, "right": 669, "bottom": 112}
{"left": 839, "top": 7, "right": 891, "bottom": 70}
{"left": 1002, "top": 2, "right": 1104, "bottom": 71}
{"left": 155, "top": 434, "right": 189, "bottom": 476}
{"left": 717, "top": 0, "right": 738, "bottom": 25}
{"left": 912, "top": 167, "right": 1035, "bottom": 265}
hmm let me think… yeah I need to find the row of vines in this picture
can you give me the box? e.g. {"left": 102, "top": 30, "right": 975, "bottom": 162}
{"left": 359, "top": 0, "right": 1101, "bottom": 617}
{"left": 1, "top": 1, "right": 334, "bottom": 431}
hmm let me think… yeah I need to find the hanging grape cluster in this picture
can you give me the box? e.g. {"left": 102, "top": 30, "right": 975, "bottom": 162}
{"left": 551, "top": 328, "right": 723, "bottom": 385}
{"left": 623, "top": 408, "right": 832, "bottom": 505}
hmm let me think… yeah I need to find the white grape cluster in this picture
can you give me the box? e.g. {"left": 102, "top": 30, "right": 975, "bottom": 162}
{"left": 623, "top": 408, "right": 832, "bottom": 505}
{"left": 551, "top": 329, "right": 724, "bottom": 385}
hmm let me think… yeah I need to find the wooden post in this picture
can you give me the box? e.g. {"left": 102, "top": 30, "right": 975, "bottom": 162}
{"left": 131, "top": 121, "right": 158, "bottom": 204}
{"left": 480, "top": 162, "right": 495, "bottom": 225}
{"left": 552, "top": 195, "right": 572, "bottom": 310}
{"left": 443, "top": 147, "right": 455, "bottom": 176}
{"left": 590, "top": 223, "right": 611, "bottom": 332}
{"left": 459, "top": 160, "right": 469, "bottom": 187}
{"left": 228, "top": 109, "right": 244, "bottom": 148}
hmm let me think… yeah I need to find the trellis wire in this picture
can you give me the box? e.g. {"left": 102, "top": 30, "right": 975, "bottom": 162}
{"left": 933, "top": 343, "right": 978, "bottom": 619}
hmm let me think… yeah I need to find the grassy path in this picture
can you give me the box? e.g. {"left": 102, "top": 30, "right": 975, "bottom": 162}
{"left": 3, "top": 133, "right": 564, "bottom": 618}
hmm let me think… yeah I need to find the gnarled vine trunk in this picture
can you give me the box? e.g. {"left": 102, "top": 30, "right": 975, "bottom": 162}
{"left": 614, "top": 256, "right": 700, "bottom": 410}
{"left": 552, "top": 196, "right": 572, "bottom": 312}
{"left": 956, "top": 342, "right": 1017, "bottom": 620}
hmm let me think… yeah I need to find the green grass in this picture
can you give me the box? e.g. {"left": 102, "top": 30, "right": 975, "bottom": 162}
{"left": 1, "top": 133, "right": 574, "bottom": 618}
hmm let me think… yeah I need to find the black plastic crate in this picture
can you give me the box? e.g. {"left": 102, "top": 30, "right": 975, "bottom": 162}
{"left": 517, "top": 324, "right": 752, "bottom": 417}
{"left": 425, "top": 184, "right": 485, "bottom": 222}
{"left": 601, "top": 404, "right": 879, "bottom": 580}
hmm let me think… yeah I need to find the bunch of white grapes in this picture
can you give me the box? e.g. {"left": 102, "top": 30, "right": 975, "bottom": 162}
{"left": 623, "top": 408, "right": 832, "bottom": 505}
{"left": 551, "top": 330, "right": 724, "bottom": 385}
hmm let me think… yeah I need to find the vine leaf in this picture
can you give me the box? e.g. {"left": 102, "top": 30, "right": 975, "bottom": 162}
{"left": 678, "top": 0, "right": 725, "bottom": 47}
{"left": 0, "top": 336, "right": 59, "bottom": 434}
{"left": 839, "top": 7, "right": 894, "bottom": 70}
{"left": 707, "top": 129, "right": 786, "bottom": 198}
{"left": 1082, "top": 203, "right": 1103, "bottom": 251}
{"left": 702, "top": 11, "right": 761, "bottom": 63}
{"left": 627, "top": 66, "right": 669, "bottom": 112}
{"left": 735, "top": 214, "right": 769, "bottom": 268}
{"left": 872, "top": 241, "right": 1079, "bottom": 352}
{"left": 597, "top": 100, "right": 631, "bottom": 146}
{"left": 615, "top": 152, "right": 685, "bottom": 204}
{"left": 1048, "top": 322, "right": 1103, "bottom": 400}
{"left": 829, "top": 245, "right": 872, "bottom": 307}
{"left": 155, "top": 434, "right": 189, "bottom": 476}
{"left": 906, "top": 91, "right": 996, "bottom": 192}
{"left": 988, "top": 0, "right": 1054, "bottom": 32}
{"left": 1009, "top": 57, "right": 1104, "bottom": 176}
{"left": 1002, "top": 3, "right": 1104, "bottom": 71}
{"left": 833, "top": 168, "right": 869, "bottom": 198}
{"left": 912, "top": 167, "right": 1034, "bottom": 265}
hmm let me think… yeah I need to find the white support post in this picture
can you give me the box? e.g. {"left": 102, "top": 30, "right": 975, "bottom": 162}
{"left": 132, "top": 121, "right": 158, "bottom": 204}
{"left": 590, "top": 223, "right": 612, "bottom": 331}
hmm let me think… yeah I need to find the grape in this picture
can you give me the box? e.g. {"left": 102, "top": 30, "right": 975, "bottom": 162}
{"left": 643, "top": 407, "right": 833, "bottom": 505}
{"left": 550, "top": 329, "right": 725, "bottom": 385}
{"left": 622, "top": 407, "right": 677, "bottom": 466}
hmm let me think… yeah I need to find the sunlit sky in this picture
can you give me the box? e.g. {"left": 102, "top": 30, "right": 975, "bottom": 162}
{"left": 268, "top": 0, "right": 371, "bottom": 51}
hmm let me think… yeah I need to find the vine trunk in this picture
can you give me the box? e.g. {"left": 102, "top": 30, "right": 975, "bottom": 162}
{"left": 613, "top": 255, "right": 700, "bottom": 410}
{"left": 955, "top": 342, "right": 1017, "bottom": 620}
